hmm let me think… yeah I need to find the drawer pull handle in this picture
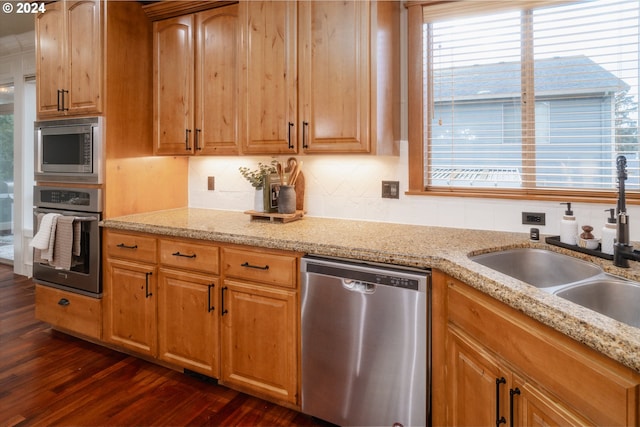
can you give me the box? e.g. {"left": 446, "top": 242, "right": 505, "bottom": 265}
{"left": 509, "top": 388, "right": 521, "bottom": 427}
{"left": 287, "top": 122, "right": 294, "bottom": 149}
{"left": 145, "top": 272, "right": 153, "bottom": 298}
{"left": 117, "top": 243, "right": 138, "bottom": 250}
{"left": 58, "top": 298, "right": 70, "bottom": 306}
{"left": 241, "top": 262, "right": 269, "bottom": 271}
{"left": 302, "top": 121, "right": 309, "bottom": 148}
{"left": 496, "top": 377, "right": 506, "bottom": 426}
{"left": 221, "top": 286, "right": 228, "bottom": 316}
{"left": 172, "top": 251, "right": 196, "bottom": 259}
{"left": 207, "top": 283, "right": 215, "bottom": 313}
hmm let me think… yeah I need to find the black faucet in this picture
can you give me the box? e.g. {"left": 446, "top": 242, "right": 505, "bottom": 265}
{"left": 613, "top": 155, "right": 640, "bottom": 267}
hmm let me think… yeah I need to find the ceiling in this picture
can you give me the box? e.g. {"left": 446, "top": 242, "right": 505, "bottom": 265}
{"left": 0, "top": 13, "right": 35, "bottom": 56}
{"left": 0, "top": 13, "right": 34, "bottom": 38}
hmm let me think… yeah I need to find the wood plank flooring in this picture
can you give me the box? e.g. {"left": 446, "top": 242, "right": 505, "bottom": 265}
{"left": 0, "top": 265, "right": 332, "bottom": 426}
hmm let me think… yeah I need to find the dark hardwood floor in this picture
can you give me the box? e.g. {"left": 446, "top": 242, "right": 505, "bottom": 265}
{"left": 0, "top": 265, "right": 331, "bottom": 427}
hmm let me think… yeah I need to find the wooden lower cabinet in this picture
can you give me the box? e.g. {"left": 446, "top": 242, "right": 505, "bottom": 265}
{"left": 448, "top": 326, "right": 592, "bottom": 427}
{"left": 103, "top": 259, "right": 157, "bottom": 357}
{"left": 435, "top": 271, "right": 640, "bottom": 427}
{"left": 35, "top": 284, "right": 102, "bottom": 339}
{"left": 157, "top": 269, "right": 219, "bottom": 377}
{"left": 220, "top": 279, "right": 298, "bottom": 405}
{"left": 101, "top": 229, "right": 300, "bottom": 407}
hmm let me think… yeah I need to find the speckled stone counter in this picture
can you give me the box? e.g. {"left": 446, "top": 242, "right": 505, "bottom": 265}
{"left": 101, "top": 208, "right": 640, "bottom": 373}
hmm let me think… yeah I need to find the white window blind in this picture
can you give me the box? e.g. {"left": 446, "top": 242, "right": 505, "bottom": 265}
{"left": 424, "top": 0, "right": 639, "bottom": 191}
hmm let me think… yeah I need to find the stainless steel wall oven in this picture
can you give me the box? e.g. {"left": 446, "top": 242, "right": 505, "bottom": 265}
{"left": 32, "top": 186, "right": 102, "bottom": 298}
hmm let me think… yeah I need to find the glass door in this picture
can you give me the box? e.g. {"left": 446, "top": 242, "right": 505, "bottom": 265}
{"left": 0, "top": 83, "right": 14, "bottom": 264}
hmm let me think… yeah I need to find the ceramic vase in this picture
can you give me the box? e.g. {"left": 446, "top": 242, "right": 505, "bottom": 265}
{"left": 254, "top": 187, "right": 264, "bottom": 212}
{"left": 277, "top": 185, "right": 296, "bottom": 214}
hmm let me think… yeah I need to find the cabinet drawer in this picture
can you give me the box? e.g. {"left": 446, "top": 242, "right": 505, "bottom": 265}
{"left": 104, "top": 231, "right": 156, "bottom": 263}
{"left": 222, "top": 247, "right": 298, "bottom": 289}
{"left": 35, "top": 285, "right": 102, "bottom": 339}
{"left": 159, "top": 239, "right": 219, "bottom": 274}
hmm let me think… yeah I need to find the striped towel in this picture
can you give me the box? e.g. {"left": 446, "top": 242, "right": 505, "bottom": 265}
{"left": 51, "top": 216, "right": 75, "bottom": 270}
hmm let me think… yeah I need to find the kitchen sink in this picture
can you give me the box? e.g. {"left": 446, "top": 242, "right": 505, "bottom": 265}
{"left": 470, "top": 248, "right": 603, "bottom": 288}
{"left": 555, "top": 279, "right": 640, "bottom": 328}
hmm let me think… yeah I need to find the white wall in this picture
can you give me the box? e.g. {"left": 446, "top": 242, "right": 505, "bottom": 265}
{"left": 188, "top": 142, "right": 640, "bottom": 241}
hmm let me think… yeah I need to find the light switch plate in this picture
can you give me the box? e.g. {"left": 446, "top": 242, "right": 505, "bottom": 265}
{"left": 207, "top": 176, "right": 215, "bottom": 191}
{"left": 382, "top": 181, "right": 400, "bottom": 199}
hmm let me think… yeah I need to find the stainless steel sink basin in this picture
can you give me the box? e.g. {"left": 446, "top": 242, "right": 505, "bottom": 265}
{"left": 470, "top": 248, "right": 603, "bottom": 288}
{"left": 555, "top": 279, "right": 640, "bottom": 328}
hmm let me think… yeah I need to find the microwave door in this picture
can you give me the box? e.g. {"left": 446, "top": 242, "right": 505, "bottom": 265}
{"left": 41, "top": 132, "right": 91, "bottom": 173}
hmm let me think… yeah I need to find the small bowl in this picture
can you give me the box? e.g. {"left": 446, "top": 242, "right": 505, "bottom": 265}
{"left": 578, "top": 237, "right": 600, "bottom": 250}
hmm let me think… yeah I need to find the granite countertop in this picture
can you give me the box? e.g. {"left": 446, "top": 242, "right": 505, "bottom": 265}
{"left": 101, "top": 207, "right": 640, "bottom": 374}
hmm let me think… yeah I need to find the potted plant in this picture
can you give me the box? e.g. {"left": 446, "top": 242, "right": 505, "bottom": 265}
{"left": 239, "top": 161, "right": 277, "bottom": 212}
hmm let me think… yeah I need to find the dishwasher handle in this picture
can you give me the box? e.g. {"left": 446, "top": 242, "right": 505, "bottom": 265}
{"left": 342, "top": 279, "right": 376, "bottom": 294}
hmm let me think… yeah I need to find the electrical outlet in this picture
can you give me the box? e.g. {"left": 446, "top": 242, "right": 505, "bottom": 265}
{"left": 382, "top": 181, "right": 400, "bottom": 199}
{"left": 207, "top": 176, "right": 215, "bottom": 191}
{"left": 522, "top": 212, "right": 545, "bottom": 225}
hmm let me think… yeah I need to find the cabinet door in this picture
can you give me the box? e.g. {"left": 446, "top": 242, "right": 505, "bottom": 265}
{"left": 104, "top": 259, "right": 157, "bottom": 356}
{"left": 158, "top": 269, "right": 219, "bottom": 377}
{"left": 448, "top": 327, "right": 510, "bottom": 427}
{"left": 513, "top": 376, "right": 594, "bottom": 427}
{"left": 36, "top": 1, "right": 66, "bottom": 117}
{"left": 66, "top": 0, "right": 102, "bottom": 115}
{"left": 196, "top": 5, "right": 240, "bottom": 155}
{"left": 240, "top": 1, "right": 298, "bottom": 154}
{"left": 298, "top": 1, "right": 370, "bottom": 153}
{"left": 153, "top": 15, "right": 195, "bottom": 155}
{"left": 220, "top": 279, "right": 297, "bottom": 404}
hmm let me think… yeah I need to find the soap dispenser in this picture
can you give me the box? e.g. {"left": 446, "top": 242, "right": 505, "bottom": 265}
{"left": 560, "top": 202, "right": 578, "bottom": 245}
{"left": 601, "top": 208, "right": 617, "bottom": 255}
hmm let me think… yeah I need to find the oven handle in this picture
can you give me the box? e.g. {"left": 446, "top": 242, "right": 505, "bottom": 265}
{"left": 34, "top": 210, "right": 99, "bottom": 223}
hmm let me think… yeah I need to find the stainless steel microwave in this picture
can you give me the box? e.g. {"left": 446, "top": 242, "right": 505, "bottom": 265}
{"left": 35, "top": 117, "right": 103, "bottom": 184}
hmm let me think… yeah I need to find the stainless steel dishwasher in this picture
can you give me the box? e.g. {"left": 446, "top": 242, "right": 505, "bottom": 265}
{"left": 301, "top": 256, "right": 430, "bottom": 427}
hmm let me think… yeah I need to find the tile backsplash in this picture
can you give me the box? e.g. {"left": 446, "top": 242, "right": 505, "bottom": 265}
{"left": 189, "top": 141, "right": 640, "bottom": 241}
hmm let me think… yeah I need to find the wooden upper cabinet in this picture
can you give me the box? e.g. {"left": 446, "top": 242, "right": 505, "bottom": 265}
{"left": 153, "top": 15, "right": 194, "bottom": 155}
{"left": 36, "top": 0, "right": 103, "bottom": 118}
{"left": 197, "top": 6, "right": 240, "bottom": 155}
{"left": 240, "top": 1, "right": 298, "bottom": 155}
{"left": 240, "top": 1, "right": 399, "bottom": 155}
{"left": 153, "top": 5, "right": 240, "bottom": 156}
{"left": 298, "top": 1, "right": 370, "bottom": 153}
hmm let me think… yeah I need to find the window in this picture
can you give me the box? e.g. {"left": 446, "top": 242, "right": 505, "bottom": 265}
{"left": 407, "top": 0, "right": 639, "bottom": 199}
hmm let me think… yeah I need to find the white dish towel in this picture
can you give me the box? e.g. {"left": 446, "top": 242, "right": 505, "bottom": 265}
{"left": 31, "top": 213, "right": 61, "bottom": 261}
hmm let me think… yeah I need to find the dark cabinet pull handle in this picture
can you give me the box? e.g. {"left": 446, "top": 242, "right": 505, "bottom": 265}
{"left": 207, "top": 283, "right": 215, "bottom": 313}
{"left": 302, "top": 121, "right": 309, "bottom": 148}
{"left": 287, "top": 122, "right": 294, "bottom": 149}
{"left": 241, "top": 261, "right": 269, "bottom": 270}
{"left": 221, "top": 286, "right": 228, "bottom": 316}
{"left": 172, "top": 251, "right": 196, "bottom": 259}
{"left": 116, "top": 243, "right": 138, "bottom": 250}
{"left": 195, "top": 128, "right": 202, "bottom": 151}
{"left": 58, "top": 298, "right": 70, "bottom": 306}
{"left": 185, "top": 129, "right": 192, "bottom": 150}
{"left": 145, "top": 272, "right": 153, "bottom": 298}
{"left": 61, "top": 89, "right": 68, "bottom": 111}
{"left": 509, "top": 388, "right": 521, "bottom": 427}
{"left": 496, "top": 377, "right": 506, "bottom": 426}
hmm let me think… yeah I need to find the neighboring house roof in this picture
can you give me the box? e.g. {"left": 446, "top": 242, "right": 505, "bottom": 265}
{"left": 434, "top": 55, "right": 630, "bottom": 101}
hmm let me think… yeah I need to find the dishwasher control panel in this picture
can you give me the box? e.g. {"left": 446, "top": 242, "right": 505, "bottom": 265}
{"left": 306, "top": 261, "right": 423, "bottom": 290}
